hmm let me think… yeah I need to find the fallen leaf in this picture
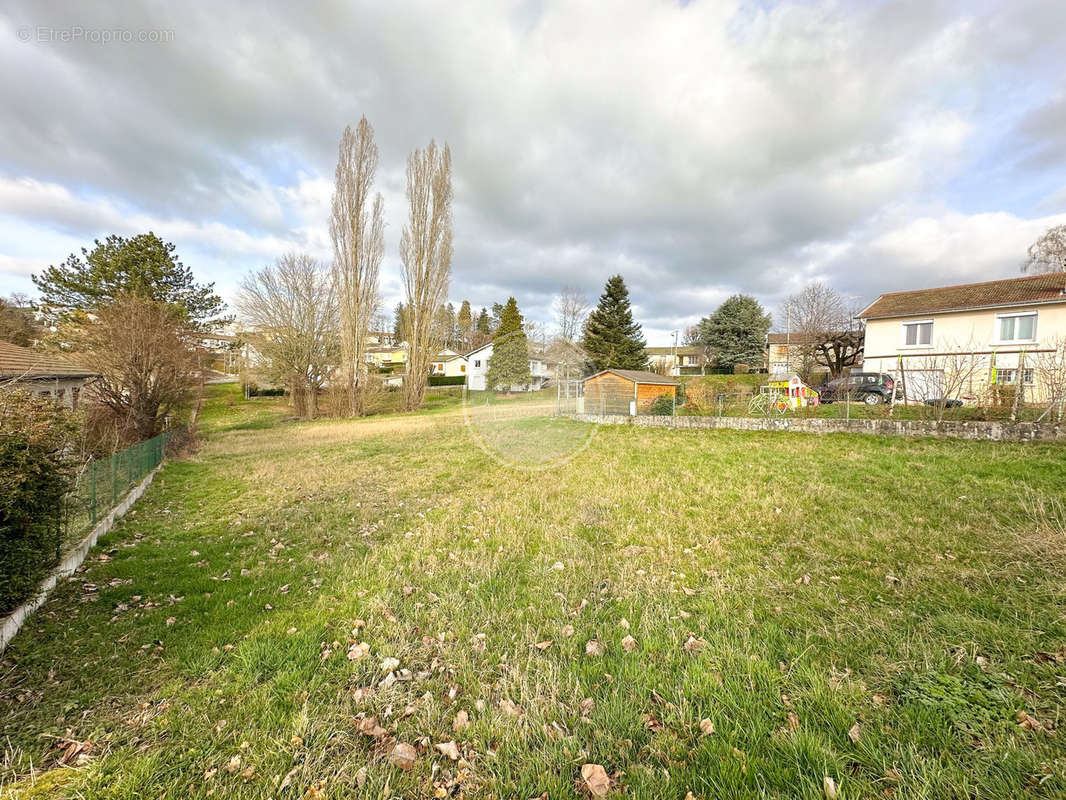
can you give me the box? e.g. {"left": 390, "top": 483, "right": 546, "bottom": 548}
{"left": 166, "top": 617, "right": 176, "bottom": 626}
{"left": 435, "top": 740, "right": 460, "bottom": 760}
{"left": 381, "top": 656, "right": 400, "bottom": 672}
{"left": 357, "top": 716, "right": 388, "bottom": 738}
{"left": 225, "top": 754, "right": 242, "bottom": 773}
{"left": 621, "top": 635, "right": 637, "bottom": 652}
{"left": 847, "top": 722, "right": 861, "bottom": 743}
{"left": 682, "top": 635, "right": 707, "bottom": 654}
{"left": 453, "top": 710, "right": 470, "bottom": 731}
{"left": 786, "top": 711, "right": 800, "bottom": 731}
{"left": 347, "top": 642, "right": 370, "bottom": 661}
{"left": 499, "top": 699, "right": 523, "bottom": 717}
{"left": 699, "top": 718, "right": 715, "bottom": 736}
{"left": 535, "top": 640, "right": 553, "bottom": 651}
{"left": 579, "top": 697, "right": 595, "bottom": 717}
{"left": 279, "top": 766, "right": 299, "bottom": 790}
{"left": 240, "top": 765, "right": 256, "bottom": 779}
{"left": 561, "top": 624, "right": 575, "bottom": 637}
{"left": 585, "top": 639, "right": 605, "bottom": 657}
{"left": 580, "top": 763, "right": 611, "bottom": 797}
{"left": 823, "top": 775, "right": 838, "bottom": 799}
{"left": 389, "top": 742, "right": 418, "bottom": 770}
{"left": 619, "top": 618, "right": 630, "bottom": 630}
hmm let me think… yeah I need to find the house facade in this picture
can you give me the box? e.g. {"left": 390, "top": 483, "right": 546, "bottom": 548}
{"left": 431, "top": 351, "right": 468, "bottom": 378}
{"left": 364, "top": 345, "right": 408, "bottom": 372}
{"left": 858, "top": 272, "right": 1066, "bottom": 403}
{"left": 646, "top": 346, "right": 706, "bottom": 376}
{"left": 0, "top": 341, "right": 99, "bottom": 409}
{"left": 464, "top": 342, "right": 551, "bottom": 391}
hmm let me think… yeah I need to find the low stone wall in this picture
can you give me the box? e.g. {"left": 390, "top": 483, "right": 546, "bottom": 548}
{"left": 567, "top": 413, "right": 1066, "bottom": 442}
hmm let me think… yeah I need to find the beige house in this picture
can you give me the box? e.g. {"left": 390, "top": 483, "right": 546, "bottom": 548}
{"left": 858, "top": 272, "right": 1066, "bottom": 404}
{"left": 0, "top": 341, "right": 99, "bottom": 409}
{"left": 646, "top": 345, "right": 706, "bottom": 376}
{"left": 431, "top": 350, "right": 468, "bottom": 378}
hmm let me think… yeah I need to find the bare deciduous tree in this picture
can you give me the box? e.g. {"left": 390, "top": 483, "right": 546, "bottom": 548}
{"left": 330, "top": 118, "right": 384, "bottom": 416}
{"left": 779, "top": 282, "right": 863, "bottom": 378}
{"left": 1032, "top": 337, "right": 1066, "bottom": 421}
{"left": 238, "top": 254, "right": 337, "bottom": 419}
{"left": 903, "top": 340, "right": 984, "bottom": 422}
{"left": 1022, "top": 225, "right": 1066, "bottom": 274}
{"left": 553, "top": 286, "right": 590, "bottom": 343}
{"left": 78, "top": 295, "right": 202, "bottom": 440}
{"left": 399, "top": 140, "right": 453, "bottom": 411}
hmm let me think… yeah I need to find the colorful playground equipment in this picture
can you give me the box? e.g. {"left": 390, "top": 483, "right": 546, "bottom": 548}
{"left": 748, "top": 375, "right": 820, "bottom": 415}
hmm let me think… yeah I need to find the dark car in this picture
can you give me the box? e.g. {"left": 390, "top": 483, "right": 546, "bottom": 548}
{"left": 817, "top": 372, "right": 897, "bottom": 405}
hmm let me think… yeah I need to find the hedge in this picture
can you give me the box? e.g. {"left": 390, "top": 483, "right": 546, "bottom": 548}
{"left": 0, "top": 391, "right": 80, "bottom": 615}
{"left": 429, "top": 375, "right": 466, "bottom": 386}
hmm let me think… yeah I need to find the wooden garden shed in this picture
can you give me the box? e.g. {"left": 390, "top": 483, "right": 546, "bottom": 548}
{"left": 581, "top": 369, "right": 679, "bottom": 415}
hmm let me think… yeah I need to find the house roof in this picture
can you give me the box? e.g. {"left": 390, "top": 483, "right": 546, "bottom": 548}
{"left": 645, "top": 345, "right": 704, "bottom": 356}
{"left": 0, "top": 340, "right": 98, "bottom": 380}
{"left": 858, "top": 272, "right": 1066, "bottom": 320}
{"left": 584, "top": 368, "right": 679, "bottom": 386}
{"left": 433, "top": 353, "right": 467, "bottom": 362}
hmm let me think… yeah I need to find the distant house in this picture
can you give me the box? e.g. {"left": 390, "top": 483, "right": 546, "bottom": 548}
{"left": 858, "top": 272, "right": 1066, "bottom": 402}
{"left": 646, "top": 345, "right": 706, "bottom": 376}
{"left": 0, "top": 341, "right": 98, "bottom": 409}
{"left": 365, "top": 345, "right": 408, "bottom": 372}
{"left": 581, "top": 369, "right": 678, "bottom": 415}
{"left": 464, "top": 341, "right": 551, "bottom": 391}
{"left": 431, "top": 350, "right": 468, "bottom": 378}
{"left": 765, "top": 333, "right": 828, "bottom": 379}
{"left": 366, "top": 330, "right": 400, "bottom": 347}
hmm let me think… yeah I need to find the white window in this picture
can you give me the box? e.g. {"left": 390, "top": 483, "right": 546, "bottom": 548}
{"left": 902, "top": 320, "right": 933, "bottom": 347}
{"left": 996, "top": 312, "right": 1037, "bottom": 343}
{"left": 997, "top": 368, "right": 1034, "bottom": 385}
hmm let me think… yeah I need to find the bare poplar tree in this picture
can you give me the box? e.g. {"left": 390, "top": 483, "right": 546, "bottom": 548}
{"left": 1022, "top": 225, "right": 1066, "bottom": 274}
{"left": 553, "top": 286, "right": 590, "bottom": 342}
{"left": 399, "top": 140, "right": 453, "bottom": 411}
{"left": 1033, "top": 337, "right": 1066, "bottom": 421}
{"left": 238, "top": 254, "right": 337, "bottom": 419}
{"left": 330, "top": 117, "right": 384, "bottom": 416}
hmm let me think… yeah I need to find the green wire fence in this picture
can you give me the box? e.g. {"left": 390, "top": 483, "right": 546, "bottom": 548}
{"left": 64, "top": 429, "right": 178, "bottom": 547}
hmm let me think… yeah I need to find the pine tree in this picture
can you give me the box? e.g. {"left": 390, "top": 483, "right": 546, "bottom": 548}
{"left": 581, "top": 275, "right": 647, "bottom": 371}
{"left": 486, "top": 297, "right": 531, "bottom": 392}
{"left": 393, "top": 302, "right": 408, "bottom": 342}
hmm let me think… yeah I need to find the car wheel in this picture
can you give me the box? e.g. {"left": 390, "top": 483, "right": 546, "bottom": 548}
{"left": 862, "top": 392, "right": 883, "bottom": 406}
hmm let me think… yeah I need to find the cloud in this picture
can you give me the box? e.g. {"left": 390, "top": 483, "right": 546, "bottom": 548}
{"left": 1, "top": 0, "right": 1065, "bottom": 343}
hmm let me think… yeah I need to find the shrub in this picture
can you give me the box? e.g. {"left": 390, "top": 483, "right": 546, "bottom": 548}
{"left": 648, "top": 394, "right": 675, "bottom": 415}
{"left": 733, "top": 363, "right": 750, "bottom": 374}
{"left": 0, "top": 390, "right": 82, "bottom": 614}
{"left": 429, "top": 375, "right": 466, "bottom": 386}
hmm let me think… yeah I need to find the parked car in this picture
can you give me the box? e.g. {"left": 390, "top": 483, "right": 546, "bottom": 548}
{"left": 817, "top": 373, "right": 897, "bottom": 405}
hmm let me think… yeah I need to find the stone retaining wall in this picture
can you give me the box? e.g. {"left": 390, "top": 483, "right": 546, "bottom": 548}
{"left": 567, "top": 413, "right": 1066, "bottom": 442}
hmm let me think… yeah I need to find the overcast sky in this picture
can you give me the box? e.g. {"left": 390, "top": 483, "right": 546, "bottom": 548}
{"left": 1, "top": 1, "right": 1065, "bottom": 344}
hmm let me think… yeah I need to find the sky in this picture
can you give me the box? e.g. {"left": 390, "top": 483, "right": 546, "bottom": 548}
{"left": 1, "top": 0, "right": 1065, "bottom": 345}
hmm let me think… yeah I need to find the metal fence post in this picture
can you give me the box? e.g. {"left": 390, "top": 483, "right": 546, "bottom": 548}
{"left": 89, "top": 460, "right": 97, "bottom": 524}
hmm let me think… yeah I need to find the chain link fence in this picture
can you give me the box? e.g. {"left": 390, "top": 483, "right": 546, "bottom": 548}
{"left": 65, "top": 429, "right": 178, "bottom": 546}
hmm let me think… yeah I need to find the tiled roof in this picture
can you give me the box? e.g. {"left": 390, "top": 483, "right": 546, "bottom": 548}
{"left": 585, "top": 368, "right": 678, "bottom": 386}
{"left": 0, "top": 340, "right": 98, "bottom": 379}
{"left": 859, "top": 272, "right": 1066, "bottom": 319}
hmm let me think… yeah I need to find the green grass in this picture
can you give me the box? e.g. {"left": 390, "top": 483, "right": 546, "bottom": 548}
{"left": 2, "top": 386, "right": 1066, "bottom": 798}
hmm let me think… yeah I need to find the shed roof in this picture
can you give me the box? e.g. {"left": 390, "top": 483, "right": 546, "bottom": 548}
{"left": 858, "top": 272, "right": 1066, "bottom": 319}
{"left": 584, "top": 368, "right": 678, "bottom": 386}
{"left": 0, "top": 340, "right": 98, "bottom": 379}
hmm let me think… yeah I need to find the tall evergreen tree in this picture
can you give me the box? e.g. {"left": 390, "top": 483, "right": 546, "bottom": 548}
{"left": 581, "top": 275, "right": 647, "bottom": 371}
{"left": 697, "top": 294, "right": 770, "bottom": 370}
{"left": 393, "top": 302, "right": 408, "bottom": 342}
{"left": 476, "top": 308, "right": 490, "bottom": 334}
{"left": 457, "top": 300, "right": 473, "bottom": 350}
{"left": 33, "top": 232, "right": 226, "bottom": 328}
{"left": 486, "top": 297, "right": 531, "bottom": 392}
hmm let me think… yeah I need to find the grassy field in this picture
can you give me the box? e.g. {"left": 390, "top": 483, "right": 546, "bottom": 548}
{"left": 2, "top": 383, "right": 1066, "bottom": 798}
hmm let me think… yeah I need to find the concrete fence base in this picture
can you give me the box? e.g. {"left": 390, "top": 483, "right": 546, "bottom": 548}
{"left": 566, "top": 413, "right": 1066, "bottom": 442}
{"left": 0, "top": 463, "right": 164, "bottom": 653}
